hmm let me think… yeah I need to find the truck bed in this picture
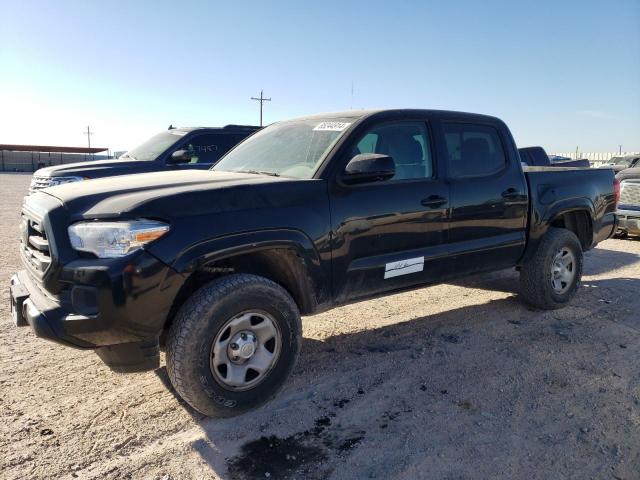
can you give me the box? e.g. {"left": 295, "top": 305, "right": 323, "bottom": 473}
{"left": 523, "top": 166, "right": 617, "bottom": 252}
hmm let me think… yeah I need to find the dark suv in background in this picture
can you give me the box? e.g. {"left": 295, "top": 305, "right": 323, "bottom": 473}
{"left": 28, "top": 125, "right": 259, "bottom": 193}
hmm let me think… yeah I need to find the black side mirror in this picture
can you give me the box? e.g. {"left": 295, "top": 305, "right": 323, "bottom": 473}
{"left": 342, "top": 153, "right": 395, "bottom": 184}
{"left": 168, "top": 150, "right": 192, "bottom": 164}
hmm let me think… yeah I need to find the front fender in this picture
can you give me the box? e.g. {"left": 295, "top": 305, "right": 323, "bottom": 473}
{"left": 169, "top": 229, "right": 330, "bottom": 313}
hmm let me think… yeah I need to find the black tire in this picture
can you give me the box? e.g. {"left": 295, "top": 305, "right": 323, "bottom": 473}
{"left": 166, "top": 274, "right": 301, "bottom": 417}
{"left": 519, "top": 228, "right": 583, "bottom": 310}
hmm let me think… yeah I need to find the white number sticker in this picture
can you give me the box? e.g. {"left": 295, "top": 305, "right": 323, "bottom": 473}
{"left": 313, "top": 122, "right": 351, "bottom": 132}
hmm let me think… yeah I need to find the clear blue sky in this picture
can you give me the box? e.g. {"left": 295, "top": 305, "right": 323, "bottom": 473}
{"left": 1, "top": 0, "right": 638, "bottom": 153}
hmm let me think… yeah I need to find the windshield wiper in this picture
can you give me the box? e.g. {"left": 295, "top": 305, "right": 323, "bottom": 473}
{"left": 241, "top": 170, "right": 280, "bottom": 177}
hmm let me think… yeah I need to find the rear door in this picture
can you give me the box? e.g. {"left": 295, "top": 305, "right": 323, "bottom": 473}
{"left": 441, "top": 121, "right": 528, "bottom": 274}
{"left": 329, "top": 117, "right": 450, "bottom": 303}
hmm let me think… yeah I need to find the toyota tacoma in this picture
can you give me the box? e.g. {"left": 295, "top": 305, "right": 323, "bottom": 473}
{"left": 10, "top": 109, "right": 619, "bottom": 417}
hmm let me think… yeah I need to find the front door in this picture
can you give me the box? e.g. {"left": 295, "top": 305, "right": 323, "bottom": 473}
{"left": 329, "top": 119, "right": 450, "bottom": 303}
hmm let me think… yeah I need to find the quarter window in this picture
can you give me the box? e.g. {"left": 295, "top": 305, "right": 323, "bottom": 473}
{"left": 443, "top": 123, "right": 506, "bottom": 177}
{"left": 351, "top": 122, "right": 433, "bottom": 180}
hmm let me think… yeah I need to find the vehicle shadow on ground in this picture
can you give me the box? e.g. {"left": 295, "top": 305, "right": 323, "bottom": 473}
{"left": 583, "top": 246, "right": 640, "bottom": 275}
{"left": 153, "top": 276, "right": 640, "bottom": 479}
{"left": 450, "top": 247, "right": 640, "bottom": 294}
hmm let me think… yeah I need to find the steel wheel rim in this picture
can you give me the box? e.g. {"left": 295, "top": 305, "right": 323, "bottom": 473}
{"left": 209, "top": 310, "right": 282, "bottom": 391}
{"left": 550, "top": 247, "right": 576, "bottom": 294}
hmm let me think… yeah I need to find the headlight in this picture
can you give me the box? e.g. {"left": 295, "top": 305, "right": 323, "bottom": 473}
{"left": 68, "top": 220, "right": 170, "bottom": 258}
{"left": 49, "top": 176, "right": 85, "bottom": 186}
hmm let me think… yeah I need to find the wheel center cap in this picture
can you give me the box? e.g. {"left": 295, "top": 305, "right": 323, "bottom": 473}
{"left": 240, "top": 342, "right": 255, "bottom": 358}
{"left": 229, "top": 331, "right": 257, "bottom": 361}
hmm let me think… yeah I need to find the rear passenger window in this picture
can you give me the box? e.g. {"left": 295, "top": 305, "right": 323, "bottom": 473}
{"left": 443, "top": 123, "right": 506, "bottom": 177}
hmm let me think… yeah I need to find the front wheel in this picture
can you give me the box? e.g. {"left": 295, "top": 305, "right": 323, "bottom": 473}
{"left": 519, "top": 228, "right": 583, "bottom": 310}
{"left": 166, "top": 274, "right": 302, "bottom": 417}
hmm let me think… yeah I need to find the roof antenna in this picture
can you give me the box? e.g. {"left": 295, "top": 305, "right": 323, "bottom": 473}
{"left": 168, "top": 124, "right": 175, "bottom": 130}
{"left": 350, "top": 80, "right": 354, "bottom": 110}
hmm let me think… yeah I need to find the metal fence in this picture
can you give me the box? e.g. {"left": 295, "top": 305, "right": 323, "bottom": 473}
{"left": 3, "top": 149, "right": 637, "bottom": 172}
{"left": 0, "top": 151, "right": 111, "bottom": 172}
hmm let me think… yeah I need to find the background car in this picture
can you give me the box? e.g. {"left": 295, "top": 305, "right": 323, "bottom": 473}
{"left": 28, "top": 125, "right": 259, "bottom": 193}
{"left": 616, "top": 167, "right": 640, "bottom": 238}
{"left": 518, "top": 147, "right": 590, "bottom": 168}
{"left": 601, "top": 155, "right": 640, "bottom": 173}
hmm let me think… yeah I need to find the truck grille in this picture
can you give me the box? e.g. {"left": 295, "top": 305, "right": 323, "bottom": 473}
{"left": 20, "top": 210, "right": 52, "bottom": 274}
{"left": 620, "top": 180, "right": 640, "bottom": 207}
{"left": 29, "top": 175, "right": 54, "bottom": 193}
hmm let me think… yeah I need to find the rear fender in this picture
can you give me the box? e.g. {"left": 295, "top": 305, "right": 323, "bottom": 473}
{"left": 521, "top": 196, "right": 595, "bottom": 264}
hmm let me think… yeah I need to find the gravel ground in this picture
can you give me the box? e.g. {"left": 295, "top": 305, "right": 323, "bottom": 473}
{"left": 1, "top": 172, "right": 639, "bottom": 480}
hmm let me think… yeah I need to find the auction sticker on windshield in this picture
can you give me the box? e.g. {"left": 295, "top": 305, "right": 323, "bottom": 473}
{"left": 313, "top": 122, "right": 351, "bottom": 131}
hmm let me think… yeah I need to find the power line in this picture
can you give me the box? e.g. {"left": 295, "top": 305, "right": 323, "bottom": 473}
{"left": 250, "top": 90, "right": 271, "bottom": 127}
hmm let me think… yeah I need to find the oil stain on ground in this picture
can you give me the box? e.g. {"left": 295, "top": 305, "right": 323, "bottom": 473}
{"left": 227, "top": 397, "right": 367, "bottom": 479}
{"left": 226, "top": 434, "right": 327, "bottom": 480}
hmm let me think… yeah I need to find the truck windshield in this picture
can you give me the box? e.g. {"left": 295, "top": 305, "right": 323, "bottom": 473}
{"left": 610, "top": 157, "right": 630, "bottom": 166}
{"left": 121, "top": 130, "right": 186, "bottom": 161}
{"left": 212, "top": 118, "right": 355, "bottom": 178}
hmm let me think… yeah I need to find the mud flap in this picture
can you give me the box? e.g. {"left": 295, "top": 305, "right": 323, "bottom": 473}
{"left": 10, "top": 275, "right": 30, "bottom": 327}
{"left": 95, "top": 338, "right": 160, "bottom": 373}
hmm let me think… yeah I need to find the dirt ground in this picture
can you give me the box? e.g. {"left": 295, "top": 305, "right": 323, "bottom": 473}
{"left": 1, "top": 172, "right": 639, "bottom": 480}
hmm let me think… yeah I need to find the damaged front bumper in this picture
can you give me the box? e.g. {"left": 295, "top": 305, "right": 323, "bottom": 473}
{"left": 9, "top": 250, "right": 183, "bottom": 372}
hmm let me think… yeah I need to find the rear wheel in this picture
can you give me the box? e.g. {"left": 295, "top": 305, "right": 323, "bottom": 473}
{"left": 519, "top": 228, "right": 583, "bottom": 310}
{"left": 166, "top": 274, "right": 301, "bottom": 417}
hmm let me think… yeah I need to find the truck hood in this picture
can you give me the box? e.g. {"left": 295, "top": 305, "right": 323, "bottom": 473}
{"left": 600, "top": 164, "right": 628, "bottom": 173}
{"left": 616, "top": 167, "right": 640, "bottom": 182}
{"left": 42, "top": 170, "right": 294, "bottom": 219}
{"left": 36, "top": 158, "right": 148, "bottom": 178}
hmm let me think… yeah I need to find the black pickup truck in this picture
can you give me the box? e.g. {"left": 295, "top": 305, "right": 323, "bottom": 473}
{"left": 28, "top": 125, "right": 259, "bottom": 193}
{"left": 10, "top": 109, "right": 618, "bottom": 417}
{"left": 519, "top": 146, "right": 591, "bottom": 168}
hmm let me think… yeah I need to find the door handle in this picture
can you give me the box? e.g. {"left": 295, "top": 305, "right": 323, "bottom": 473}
{"left": 421, "top": 195, "right": 447, "bottom": 208}
{"left": 501, "top": 188, "right": 519, "bottom": 199}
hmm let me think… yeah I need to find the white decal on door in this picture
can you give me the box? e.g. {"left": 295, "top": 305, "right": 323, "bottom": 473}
{"left": 384, "top": 257, "right": 425, "bottom": 279}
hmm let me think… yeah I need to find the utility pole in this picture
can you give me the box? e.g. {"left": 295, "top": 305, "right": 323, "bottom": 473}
{"left": 619, "top": 145, "right": 622, "bottom": 155}
{"left": 83, "top": 126, "right": 93, "bottom": 149}
{"left": 251, "top": 90, "right": 271, "bottom": 127}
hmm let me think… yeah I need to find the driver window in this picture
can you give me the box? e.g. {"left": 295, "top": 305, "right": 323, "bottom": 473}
{"left": 181, "top": 143, "right": 198, "bottom": 163}
{"left": 352, "top": 122, "right": 433, "bottom": 180}
{"left": 178, "top": 135, "right": 221, "bottom": 164}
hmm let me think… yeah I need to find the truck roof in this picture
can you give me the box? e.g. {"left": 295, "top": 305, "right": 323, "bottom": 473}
{"left": 289, "top": 108, "right": 502, "bottom": 123}
{"left": 171, "top": 125, "right": 260, "bottom": 134}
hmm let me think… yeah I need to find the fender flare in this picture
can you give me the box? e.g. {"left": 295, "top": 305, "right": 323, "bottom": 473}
{"left": 521, "top": 198, "right": 595, "bottom": 266}
{"left": 542, "top": 198, "right": 595, "bottom": 229}
{"left": 171, "top": 229, "right": 328, "bottom": 313}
